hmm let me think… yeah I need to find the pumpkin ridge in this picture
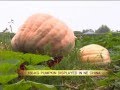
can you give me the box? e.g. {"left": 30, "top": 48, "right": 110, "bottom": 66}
{"left": 35, "top": 18, "right": 66, "bottom": 44}
{"left": 35, "top": 17, "right": 59, "bottom": 50}
{"left": 56, "top": 29, "right": 72, "bottom": 54}
{"left": 51, "top": 22, "right": 67, "bottom": 41}
{"left": 30, "top": 14, "right": 52, "bottom": 32}
{"left": 49, "top": 20, "right": 68, "bottom": 45}
{"left": 15, "top": 14, "right": 52, "bottom": 52}
{"left": 35, "top": 19, "right": 70, "bottom": 56}
{"left": 51, "top": 27, "right": 69, "bottom": 55}
{"left": 61, "top": 31, "right": 74, "bottom": 52}
{"left": 23, "top": 16, "right": 52, "bottom": 52}
{"left": 14, "top": 17, "right": 38, "bottom": 52}
{"left": 80, "top": 51, "right": 108, "bottom": 56}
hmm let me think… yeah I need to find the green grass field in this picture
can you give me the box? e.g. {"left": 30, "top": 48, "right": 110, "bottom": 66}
{"left": 0, "top": 32, "right": 120, "bottom": 90}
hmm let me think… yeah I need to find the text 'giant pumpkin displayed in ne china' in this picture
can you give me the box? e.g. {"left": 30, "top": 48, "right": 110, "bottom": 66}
{"left": 11, "top": 13, "right": 75, "bottom": 57}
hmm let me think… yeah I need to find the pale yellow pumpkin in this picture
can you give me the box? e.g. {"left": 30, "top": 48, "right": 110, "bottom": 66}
{"left": 11, "top": 13, "right": 75, "bottom": 56}
{"left": 78, "top": 44, "right": 111, "bottom": 64}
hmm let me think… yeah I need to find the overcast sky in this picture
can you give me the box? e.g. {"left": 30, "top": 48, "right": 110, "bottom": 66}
{"left": 0, "top": 1, "right": 120, "bottom": 33}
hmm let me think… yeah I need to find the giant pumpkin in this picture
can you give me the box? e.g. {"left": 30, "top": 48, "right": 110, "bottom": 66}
{"left": 78, "top": 44, "right": 111, "bottom": 65}
{"left": 11, "top": 13, "right": 75, "bottom": 57}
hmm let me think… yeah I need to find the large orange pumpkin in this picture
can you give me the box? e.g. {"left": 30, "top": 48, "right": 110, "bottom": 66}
{"left": 11, "top": 13, "right": 75, "bottom": 57}
{"left": 78, "top": 44, "right": 111, "bottom": 65}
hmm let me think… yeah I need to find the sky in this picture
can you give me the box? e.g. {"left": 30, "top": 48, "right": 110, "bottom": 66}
{"left": 0, "top": 1, "right": 120, "bottom": 33}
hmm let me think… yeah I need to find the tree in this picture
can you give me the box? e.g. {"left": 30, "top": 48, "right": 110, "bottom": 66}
{"left": 74, "top": 31, "right": 82, "bottom": 37}
{"left": 95, "top": 25, "right": 111, "bottom": 33}
{"left": 82, "top": 29, "right": 94, "bottom": 33}
{"left": 8, "top": 19, "right": 14, "bottom": 33}
{"left": 2, "top": 19, "right": 14, "bottom": 33}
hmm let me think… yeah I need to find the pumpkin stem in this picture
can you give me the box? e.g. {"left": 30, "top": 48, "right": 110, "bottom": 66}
{"left": 47, "top": 56, "right": 63, "bottom": 67}
{"left": 17, "top": 62, "right": 26, "bottom": 80}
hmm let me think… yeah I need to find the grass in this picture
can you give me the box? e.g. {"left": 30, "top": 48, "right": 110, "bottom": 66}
{"left": 0, "top": 32, "right": 120, "bottom": 90}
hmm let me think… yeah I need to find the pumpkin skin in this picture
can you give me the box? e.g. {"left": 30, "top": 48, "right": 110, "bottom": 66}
{"left": 11, "top": 13, "right": 75, "bottom": 56}
{"left": 78, "top": 44, "right": 111, "bottom": 65}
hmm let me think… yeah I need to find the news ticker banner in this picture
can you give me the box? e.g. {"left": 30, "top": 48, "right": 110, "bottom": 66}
{"left": 20, "top": 70, "right": 108, "bottom": 76}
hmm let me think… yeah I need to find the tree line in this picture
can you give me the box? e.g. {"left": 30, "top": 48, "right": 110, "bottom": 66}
{"left": 74, "top": 25, "right": 120, "bottom": 37}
